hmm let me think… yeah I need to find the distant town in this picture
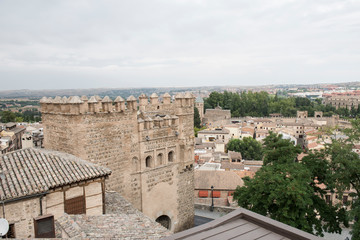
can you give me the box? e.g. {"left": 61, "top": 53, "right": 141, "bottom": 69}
{"left": 1, "top": 82, "right": 360, "bottom": 239}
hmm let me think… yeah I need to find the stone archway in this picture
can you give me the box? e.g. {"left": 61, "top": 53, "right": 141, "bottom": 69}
{"left": 156, "top": 215, "right": 171, "bottom": 230}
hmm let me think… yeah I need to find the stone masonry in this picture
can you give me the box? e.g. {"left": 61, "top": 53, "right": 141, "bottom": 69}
{"left": 40, "top": 93, "right": 195, "bottom": 232}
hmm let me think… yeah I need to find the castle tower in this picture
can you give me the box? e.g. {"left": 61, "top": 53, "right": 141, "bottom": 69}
{"left": 195, "top": 96, "right": 204, "bottom": 121}
{"left": 297, "top": 111, "right": 308, "bottom": 119}
{"left": 40, "top": 93, "right": 195, "bottom": 232}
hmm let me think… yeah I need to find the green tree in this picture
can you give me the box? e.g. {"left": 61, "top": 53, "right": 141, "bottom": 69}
{"left": 262, "top": 132, "right": 301, "bottom": 165}
{"left": 226, "top": 137, "right": 263, "bottom": 160}
{"left": 233, "top": 133, "right": 348, "bottom": 236}
{"left": 0, "top": 111, "right": 16, "bottom": 123}
{"left": 15, "top": 116, "right": 24, "bottom": 122}
{"left": 330, "top": 119, "right": 360, "bottom": 239}
{"left": 194, "top": 107, "right": 201, "bottom": 128}
{"left": 226, "top": 138, "right": 241, "bottom": 152}
{"left": 194, "top": 126, "right": 206, "bottom": 137}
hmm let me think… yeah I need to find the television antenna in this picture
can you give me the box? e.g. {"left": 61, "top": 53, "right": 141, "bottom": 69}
{"left": 0, "top": 218, "right": 9, "bottom": 237}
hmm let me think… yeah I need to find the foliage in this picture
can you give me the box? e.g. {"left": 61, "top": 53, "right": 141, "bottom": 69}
{"left": 226, "top": 137, "right": 263, "bottom": 160}
{"left": 194, "top": 126, "right": 206, "bottom": 137}
{"left": 0, "top": 110, "right": 41, "bottom": 123}
{"left": 233, "top": 132, "right": 348, "bottom": 236}
{"left": 203, "top": 91, "right": 355, "bottom": 118}
{"left": 194, "top": 106, "right": 201, "bottom": 128}
{"left": 0, "top": 111, "right": 16, "bottom": 122}
{"left": 329, "top": 119, "right": 360, "bottom": 239}
{"left": 262, "top": 132, "right": 302, "bottom": 165}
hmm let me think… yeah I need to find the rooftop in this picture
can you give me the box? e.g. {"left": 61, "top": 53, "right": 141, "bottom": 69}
{"left": 165, "top": 207, "right": 322, "bottom": 240}
{"left": 0, "top": 148, "right": 111, "bottom": 201}
{"left": 195, "top": 170, "right": 244, "bottom": 190}
{"left": 56, "top": 191, "right": 171, "bottom": 239}
{"left": 198, "top": 128, "right": 230, "bottom": 134}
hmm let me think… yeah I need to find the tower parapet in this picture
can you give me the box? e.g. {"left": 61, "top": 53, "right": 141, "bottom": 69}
{"left": 40, "top": 92, "right": 195, "bottom": 232}
{"left": 40, "top": 92, "right": 194, "bottom": 116}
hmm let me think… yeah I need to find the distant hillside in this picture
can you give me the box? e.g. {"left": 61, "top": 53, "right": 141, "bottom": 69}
{"left": 0, "top": 81, "right": 358, "bottom": 99}
{"left": 0, "top": 87, "right": 200, "bottom": 99}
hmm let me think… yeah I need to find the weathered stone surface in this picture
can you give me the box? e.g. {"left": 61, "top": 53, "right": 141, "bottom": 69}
{"left": 41, "top": 93, "right": 195, "bottom": 232}
{"left": 56, "top": 191, "right": 172, "bottom": 239}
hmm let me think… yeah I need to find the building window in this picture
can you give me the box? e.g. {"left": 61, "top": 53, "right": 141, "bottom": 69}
{"left": 157, "top": 153, "right": 163, "bottom": 166}
{"left": 325, "top": 195, "right": 331, "bottom": 204}
{"left": 33, "top": 214, "right": 55, "bottom": 238}
{"left": 343, "top": 195, "right": 348, "bottom": 205}
{"left": 65, "top": 195, "right": 86, "bottom": 214}
{"left": 3, "top": 223, "right": 15, "bottom": 238}
{"left": 146, "top": 156, "right": 153, "bottom": 168}
{"left": 156, "top": 215, "right": 171, "bottom": 230}
{"left": 168, "top": 151, "right": 174, "bottom": 162}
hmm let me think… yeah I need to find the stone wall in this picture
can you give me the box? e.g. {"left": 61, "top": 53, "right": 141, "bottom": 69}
{"left": 176, "top": 167, "right": 195, "bottom": 232}
{"left": 2, "top": 180, "right": 104, "bottom": 238}
{"left": 3, "top": 197, "right": 41, "bottom": 238}
{"left": 40, "top": 93, "right": 195, "bottom": 232}
{"left": 323, "top": 95, "right": 360, "bottom": 110}
{"left": 203, "top": 108, "right": 231, "bottom": 127}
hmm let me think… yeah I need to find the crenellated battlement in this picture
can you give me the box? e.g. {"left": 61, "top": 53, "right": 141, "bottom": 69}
{"left": 40, "top": 92, "right": 195, "bottom": 115}
{"left": 41, "top": 91, "right": 195, "bottom": 232}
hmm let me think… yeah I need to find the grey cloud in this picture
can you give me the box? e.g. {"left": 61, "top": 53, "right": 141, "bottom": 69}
{"left": 0, "top": 0, "right": 359, "bottom": 90}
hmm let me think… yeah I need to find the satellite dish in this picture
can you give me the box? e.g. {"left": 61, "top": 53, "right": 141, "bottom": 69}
{"left": 0, "top": 218, "right": 9, "bottom": 237}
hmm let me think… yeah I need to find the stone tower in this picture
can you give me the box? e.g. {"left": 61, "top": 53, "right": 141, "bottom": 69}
{"left": 40, "top": 92, "right": 195, "bottom": 232}
{"left": 195, "top": 96, "right": 204, "bottom": 121}
{"left": 297, "top": 111, "right": 308, "bottom": 119}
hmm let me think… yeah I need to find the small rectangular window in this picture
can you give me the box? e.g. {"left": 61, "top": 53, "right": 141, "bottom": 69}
{"left": 34, "top": 214, "right": 55, "bottom": 238}
{"left": 326, "top": 195, "right": 331, "bottom": 204}
{"left": 3, "top": 223, "right": 15, "bottom": 238}
{"left": 65, "top": 195, "right": 86, "bottom": 214}
{"left": 343, "top": 195, "right": 348, "bottom": 205}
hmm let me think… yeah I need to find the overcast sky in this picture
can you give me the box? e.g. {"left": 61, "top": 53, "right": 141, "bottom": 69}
{"left": 0, "top": 0, "right": 359, "bottom": 90}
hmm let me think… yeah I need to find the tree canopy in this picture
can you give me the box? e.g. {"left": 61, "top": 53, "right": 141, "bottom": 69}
{"left": 0, "top": 110, "right": 41, "bottom": 123}
{"left": 194, "top": 106, "right": 201, "bottom": 128}
{"left": 226, "top": 137, "right": 263, "bottom": 160}
{"left": 262, "top": 132, "right": 302, "bottom": 165}
{"left": 328, "top": 119, "right": 360, "bottom": 238}
{"left": 233, "top": 132, "right": 348, "bottom": 237}
{"left": 203, "top": 90, "right": 354, "bottom": 118}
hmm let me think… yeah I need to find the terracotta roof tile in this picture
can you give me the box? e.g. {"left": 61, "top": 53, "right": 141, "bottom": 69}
{"left": 0, "top": 148, "right": 111, "bottom": 201}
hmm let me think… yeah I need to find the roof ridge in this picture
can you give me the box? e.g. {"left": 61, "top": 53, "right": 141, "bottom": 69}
{"left": 0, "top": 148, "right": 111, "bottom": 201}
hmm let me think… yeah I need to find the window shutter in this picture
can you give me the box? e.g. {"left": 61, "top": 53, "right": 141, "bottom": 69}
{"left": 212, "top": 191, "right": 221, "bottom": 198}
{"left": 65, "top": 195, "right": 86, "bottom": 214}
{"left": 34, "top": 214, "right": 55, "bottom": 238}
{"left": 198, "top": 190, "right": 208, "bottom": 198}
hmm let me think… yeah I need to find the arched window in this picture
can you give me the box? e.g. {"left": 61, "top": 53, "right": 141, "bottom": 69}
{"left": 156, "top": 215, "right": 171, "bottom": 230}
{"left": 168, "top": 151, "right": 174, "bottom": 162}
{"left": 157, "top": 153, "right": 163, "bottom": 166}
{"left": 146, "top": 156, "right": 152, "bottom": 168}
{"left": 132, "top": 157, "right": 139, "bottom": 172}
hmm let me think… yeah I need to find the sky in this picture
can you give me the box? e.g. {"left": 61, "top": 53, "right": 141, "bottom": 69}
{"left": 0, "top": 0, "right": 359, "bottom": 90}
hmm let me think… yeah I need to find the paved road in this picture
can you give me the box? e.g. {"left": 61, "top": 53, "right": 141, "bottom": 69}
{"left": 194, "top": 215, "right": 214, "bottom": 227}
